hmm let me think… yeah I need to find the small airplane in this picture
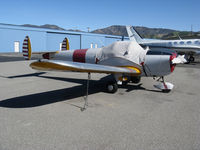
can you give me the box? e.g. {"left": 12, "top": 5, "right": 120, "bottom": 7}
{"left": 126, "top": 26, "right": 200, "bottom": 63}
{"left": 22, "top": 35, "right": 185, "bottom": 109}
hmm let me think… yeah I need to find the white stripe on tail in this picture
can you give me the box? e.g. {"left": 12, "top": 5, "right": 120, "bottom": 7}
{"left": 22, "top": 36, "right": 32, "bottom": 60}
{"left": 61, "top": 37, "right": 69, "bottom": 51}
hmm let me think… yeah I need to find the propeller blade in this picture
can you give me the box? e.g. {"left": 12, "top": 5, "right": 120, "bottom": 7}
{"left": 172, "top": 55, "right": 187, "bottom": 64}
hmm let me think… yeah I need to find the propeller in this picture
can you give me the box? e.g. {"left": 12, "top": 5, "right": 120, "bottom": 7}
{"left": 171, "top": 55, "right": 187, "bottom": 64}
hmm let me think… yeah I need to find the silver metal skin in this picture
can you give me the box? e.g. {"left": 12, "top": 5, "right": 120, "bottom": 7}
{"left": 126, "top": 25, "right": 200, "bottom": 62}
{"left": 37, "top": 41, "right": 176, "bottom": 77}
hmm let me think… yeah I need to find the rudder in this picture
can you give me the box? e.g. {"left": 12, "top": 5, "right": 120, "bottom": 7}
{"left": 61, "top": 37, "right": 70, "bottom": 51}
{"left": 22, "top": 36, "right": 32, "bottom": 60}
{"left": 126, "top": 26, "right": 143, "bottom": 43}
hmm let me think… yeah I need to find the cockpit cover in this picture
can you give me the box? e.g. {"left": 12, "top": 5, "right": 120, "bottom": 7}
{"left": 100, "top": 41, "right": 146, "bottom": 66}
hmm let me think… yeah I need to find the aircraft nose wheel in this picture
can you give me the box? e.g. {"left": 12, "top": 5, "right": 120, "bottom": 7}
{"left": 106, "top": 81, "right": 118, "bottom": 93}
{"left": 189, "top": 56, "right": 195, "bottom": 62}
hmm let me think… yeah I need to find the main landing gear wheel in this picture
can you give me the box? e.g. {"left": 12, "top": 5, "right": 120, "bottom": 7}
{"left": 107, "top": 81, "right": 118, "bottom": 93}
{"left": 189, "top": 56, "right": 195, "bottom": 62}
{"left": 130, "top": 76, "right": 141, "bottom": 84}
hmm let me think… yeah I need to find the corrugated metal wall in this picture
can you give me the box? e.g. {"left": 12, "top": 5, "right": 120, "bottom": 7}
{"left": 46, "top": 32, "right": 81, "bottom": 50}
{"left": 0, "top": 24, "right": 127, "bottom": 53}
{"left": 81, "top": 34, "right": 105, "bottom": 49}
{"left": 0, "top": 28, "right": 46, "bottom": 52}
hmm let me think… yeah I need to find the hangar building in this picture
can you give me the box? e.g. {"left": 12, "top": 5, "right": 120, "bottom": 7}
{"left": 0, "top": 23, "right": 126, "bottom": 53}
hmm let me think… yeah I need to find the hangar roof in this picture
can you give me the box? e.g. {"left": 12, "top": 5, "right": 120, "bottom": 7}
{"left": 0, "top": 23, "right": 126, "bottom": 39}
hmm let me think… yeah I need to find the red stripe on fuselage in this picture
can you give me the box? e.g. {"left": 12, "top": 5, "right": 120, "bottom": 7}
{"left": 73, "top": 49, "right": 88, "bottom": 63}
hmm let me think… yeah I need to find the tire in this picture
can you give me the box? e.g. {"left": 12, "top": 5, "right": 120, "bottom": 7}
{"left": 130, "top": 76, "right": 141, "bottom": 84}
{"left": 189, "top": 56, "right": 195, "bottom": 62}
{"left": 122, "top": 81, "right": 128, "bottom": 85}
{"left": 107, "top": 82, "right": 118, "bottom": 93}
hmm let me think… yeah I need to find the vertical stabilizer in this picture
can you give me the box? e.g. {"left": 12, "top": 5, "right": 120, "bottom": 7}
{"left": 22, "top": 36, "right": 32, "bottom": 60}
{"left": 126, "top": 26, "right": 143, "bottom": 43}
{"left": 61, "top": 37, "right": 70, "bottom": 51}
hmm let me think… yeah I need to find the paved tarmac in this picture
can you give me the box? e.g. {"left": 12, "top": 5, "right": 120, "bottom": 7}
{"left": 0, "top": 53, "right": 40, "bottom": 62}
{"left": 0, "top": 59, "right": 200, "bottom": 150}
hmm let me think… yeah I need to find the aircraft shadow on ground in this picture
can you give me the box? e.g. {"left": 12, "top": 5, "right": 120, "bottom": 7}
{"left": 0, "top": 73, "right": 160, "bottom": 108}
{"left": 7, "top": 72, "right": 46, "bottom": 78}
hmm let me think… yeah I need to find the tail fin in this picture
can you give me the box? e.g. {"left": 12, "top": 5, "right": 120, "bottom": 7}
{"left": 22, "top": 36, "right": 32, "bottom": 60}
{"left": 126, "top": 26, "right": 143, "bottom": 43}
{"left": 61, "top": 37, "right": 70, "bottom": 51}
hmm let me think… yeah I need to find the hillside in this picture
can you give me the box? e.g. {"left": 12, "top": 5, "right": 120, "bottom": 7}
{"left": 21, "top": 24, "right": 200, "bottom": 40}
{"left": 91, "top": 25, "right": 200, "bottom": 39}
{"left": 91, "top": 25, "right": 177, "bottom": 38}
{"left": 22, "top": 24, "right": 66, "bottom": 30}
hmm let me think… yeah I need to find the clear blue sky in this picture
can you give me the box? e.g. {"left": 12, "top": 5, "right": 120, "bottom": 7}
{"left": 0, "top": 0, "right": 200, "bottom": 31}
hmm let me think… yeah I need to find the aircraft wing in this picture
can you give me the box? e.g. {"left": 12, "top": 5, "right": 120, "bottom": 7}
{"left": 30, "top": 60, "right": 141, "bottom": 75}
{"left": 195, "top": 51, "right": 200, "bottom": 55}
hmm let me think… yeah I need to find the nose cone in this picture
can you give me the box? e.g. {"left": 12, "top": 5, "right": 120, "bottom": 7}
{"left": 170, "top": 53, "right": 177, "bottom": 72}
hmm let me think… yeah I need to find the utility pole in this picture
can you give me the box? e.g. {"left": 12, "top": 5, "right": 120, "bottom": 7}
{"left": 191, "top": 24, "right": 193, "bottom": 36}
{"left": 87, "top": 27, "right": 90, "bottom": 32}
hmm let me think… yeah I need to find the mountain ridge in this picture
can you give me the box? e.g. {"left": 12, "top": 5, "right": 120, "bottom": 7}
{"left": 21, "top": 24, "right": 200, "bottom": 40}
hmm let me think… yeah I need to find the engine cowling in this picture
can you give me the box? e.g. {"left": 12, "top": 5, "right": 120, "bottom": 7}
{"left": 143, "top": 49, "right": 177, "bottom": 77}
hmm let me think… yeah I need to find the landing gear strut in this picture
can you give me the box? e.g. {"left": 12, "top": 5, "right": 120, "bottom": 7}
{"left": 185, "top": 55, "right": 195, "bottom": 63}
{"left": 81, "top": 72, "right": 91, "bottom": 111}
{"left": 160, "top": 77, "right": 171, "bottom": 93}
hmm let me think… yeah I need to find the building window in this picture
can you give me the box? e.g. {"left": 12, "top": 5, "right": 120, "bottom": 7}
{"left": 168, "top": 42, "right": 172, "bottom": 46}
{"left": 180, "top": 41, "right": 184, "bottom": 45}
{"left": 195, "top": 40, "right": 200, "bottom": 45}
{"left": 14, "top": 41, "right": 20, "bottom": 53}
{"left": 187, "top": 41, "right": 192, "bottom": 44}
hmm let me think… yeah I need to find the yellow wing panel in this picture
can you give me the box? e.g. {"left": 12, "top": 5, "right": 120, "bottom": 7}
{"left": 30, "top": 60, "right": 141, "bottom": 75}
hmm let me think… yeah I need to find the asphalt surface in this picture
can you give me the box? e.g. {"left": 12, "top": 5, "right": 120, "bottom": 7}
{"left": 0, "top": 56, "right": 200, "bottom": 150}
{"left": 0, "top": 53, "right": 40, "bottom": 62}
